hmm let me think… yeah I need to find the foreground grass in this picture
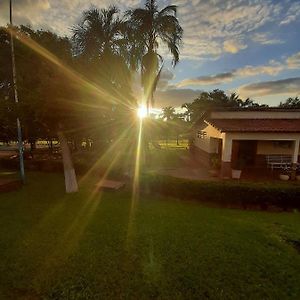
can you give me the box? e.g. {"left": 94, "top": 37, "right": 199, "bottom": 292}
{"left": 0, "top": 172, "right": 300, "bottom": 299}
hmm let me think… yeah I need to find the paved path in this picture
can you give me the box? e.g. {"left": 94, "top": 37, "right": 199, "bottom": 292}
{"left": 153, "top": 154, "right": 219, "bottom": 181}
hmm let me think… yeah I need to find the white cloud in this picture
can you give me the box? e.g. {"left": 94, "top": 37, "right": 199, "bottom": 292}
{"left": 286, "top": 52, "right": 300, "bottom": 69}
{"left": 223, "top": 39, "right": 247, "bottom": 54}
{"left": 176, "top": 51, "right": 300, "bottom": 87}
{"left": 280, "top": 2, "right": 300, "bottom": 25}
{"left": 0, "top": 0, "right": 289, "bottom": 59}
{"left": 251, "top": 32, "right": 284, "bottom": 45}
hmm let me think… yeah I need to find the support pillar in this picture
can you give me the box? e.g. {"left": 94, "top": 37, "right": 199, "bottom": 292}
{"left": 291, "top": 139, "right": 299, "bottom": 180}
{"left": 221, "top": 136, "right": 232, "bottom": 179}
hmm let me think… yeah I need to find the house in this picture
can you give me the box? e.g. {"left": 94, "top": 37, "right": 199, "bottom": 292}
{"left": 191, "top": 108, "right": 300, "bottom": 178}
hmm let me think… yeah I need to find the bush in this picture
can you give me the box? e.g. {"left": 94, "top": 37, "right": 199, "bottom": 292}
{"left": 140, "top": 174, "right": 300, "bottom": 210}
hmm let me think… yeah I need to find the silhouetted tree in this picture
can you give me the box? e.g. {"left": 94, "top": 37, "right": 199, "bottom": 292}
{"left": 127, "top": 0, "right": 183, "bottom": 111}
{"left": 279, "top": 96, "right": 300, "bottom": 108}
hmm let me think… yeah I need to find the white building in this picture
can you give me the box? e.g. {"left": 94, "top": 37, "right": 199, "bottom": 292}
{"left": 191, "top": 109, "right": 300, "bottom": 178}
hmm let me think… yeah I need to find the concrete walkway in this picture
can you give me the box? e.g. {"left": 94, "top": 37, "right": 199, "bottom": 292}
{"left": 153, "top": 154, "right": 219, "bottom": 181}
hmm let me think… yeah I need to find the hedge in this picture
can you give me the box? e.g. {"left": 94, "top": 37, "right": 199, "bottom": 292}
{"left": 140, "top": 174, "right": 300, "bottom": 210}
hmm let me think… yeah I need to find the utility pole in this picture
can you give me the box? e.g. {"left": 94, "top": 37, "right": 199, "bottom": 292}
{"left": 9, "top": 0, "right": 25, "bottom": 183}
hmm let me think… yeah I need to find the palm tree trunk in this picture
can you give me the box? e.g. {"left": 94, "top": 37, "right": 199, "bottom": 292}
{"left": 58, "top": 130, "right": 78, "bottom": 193}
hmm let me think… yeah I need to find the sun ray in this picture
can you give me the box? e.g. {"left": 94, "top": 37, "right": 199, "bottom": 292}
{"left": 6, "top": 27, "right": 134, "bottom": 110}
{"left": 78, "top": 121, "right": 136, "bottom": 184}
{"left": 125, "top": 117, "right": 143, "bottom": 250}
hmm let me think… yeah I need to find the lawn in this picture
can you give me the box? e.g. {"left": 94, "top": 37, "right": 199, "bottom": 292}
{"left": 0, "top": 172, "right": 300, "bottom": 299}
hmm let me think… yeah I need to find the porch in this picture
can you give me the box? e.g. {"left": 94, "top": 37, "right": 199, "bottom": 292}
{"left": 220, "top": 134, "right": 300, "bottom": 180}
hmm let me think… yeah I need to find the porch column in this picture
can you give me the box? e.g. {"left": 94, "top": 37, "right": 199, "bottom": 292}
{"left": 221, "top": 135, "right": 232, "bottom": 178}
{"left": 291, "top": 139, "right": 300, "bottom": 180}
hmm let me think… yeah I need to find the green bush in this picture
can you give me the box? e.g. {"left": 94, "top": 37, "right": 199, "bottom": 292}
{"left": 140, "top": 174, "right": 300, "bottom": 210}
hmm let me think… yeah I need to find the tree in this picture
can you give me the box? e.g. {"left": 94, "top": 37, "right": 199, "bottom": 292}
{"left": 279, "top": 97, "right": 300, "bottom": 108}
{"left": 127, "top": 0, "right": 183, "bottom": 111}
{"left": 182, "top": 89, "right": 267, "bottom": 122}
{"left": 0, "top": 25, "right": 81, "bottom": 192}
{"left": 72, "top": 6, "right": 136, "bottom": 149}
{"left": 72, "top": 6, "right": 133, "bottom": 102}
{"left": 161, "top": 106, "right": 175, "bottom": 121}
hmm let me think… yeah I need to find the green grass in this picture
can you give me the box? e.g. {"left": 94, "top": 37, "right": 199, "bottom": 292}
{"left": 0, "top": 172, "right": 300, "bottom": 299}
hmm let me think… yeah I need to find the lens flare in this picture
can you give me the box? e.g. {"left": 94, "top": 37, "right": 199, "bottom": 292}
{"left": 137, "top": 105, "right": 147, "bottom": 119}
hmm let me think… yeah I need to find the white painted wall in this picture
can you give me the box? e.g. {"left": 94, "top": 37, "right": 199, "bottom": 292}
{"left": 257, "top": 141, "right": 295, "bottom": 155}
{"left": 193, "top": 118, "right": 300, "bottom": 162}
{"left": 194, "top": 122, "right": 222, "bottom": 153}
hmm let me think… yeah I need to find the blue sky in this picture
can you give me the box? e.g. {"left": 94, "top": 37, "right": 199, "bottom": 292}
{"left": 0, "top": 0, "right": 300, "bottom": 108}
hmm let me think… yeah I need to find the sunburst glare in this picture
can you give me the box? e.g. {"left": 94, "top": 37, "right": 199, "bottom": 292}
{"left": 137, "top": 105, "right": 147, "bottom": 119}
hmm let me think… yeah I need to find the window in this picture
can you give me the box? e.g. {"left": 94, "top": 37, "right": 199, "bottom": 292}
{"left": 197, "top": 130, "right": 207, "bottom": 139}
{"left": 273, "top": 141, "right": 292, "bottom": 149}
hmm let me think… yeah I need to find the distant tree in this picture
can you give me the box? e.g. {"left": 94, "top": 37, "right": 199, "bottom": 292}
{"left": 161, "top": 106, "right": 176, "bottom": 121}
{"left": 279, "top": 96, "right": 300, "bottom": 108}
{"left": 172, "top": 114, "right": 189, "bottom": 146}
{"left": 182, "top": 89, "right": 267, "bottom": 122}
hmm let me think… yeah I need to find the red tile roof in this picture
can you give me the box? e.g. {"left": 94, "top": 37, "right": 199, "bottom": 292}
{"left": 206, "top": 119, "right": 300, "bottom": 132}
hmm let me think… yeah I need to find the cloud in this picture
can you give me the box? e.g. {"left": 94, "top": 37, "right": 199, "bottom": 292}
{"left": 0, "top": 0, "right": 288, "bottom": 60}
{"left": 175, "top": 0, "right": 282, "bottom": 59}
{"left": 0, "top": 0, "right": 140, "bottom": 34}
{"left": 157, "top": 68, "right": 175, "bottom": 90}
{"left": 286, "top": 52, "right": 300, "bottom": 69}
{"left": 0, "top": 0, "right": 51, "bottom": 27}
{"left": 176, "top": 51, "right": 299, "bottom": 87}
{"left": 235, "top": 62, "right": 284, "bottom": 77}
{"left": 251, "top": 32, "right": 284, "bottom": 45}
{"left": 280, "top": 2, "right": 300, "bottom": 25}
{"left": 155, "top": 88, "right": 201, "bottom": 108}
{"left": 238, "top": 77, "right": 300, "bottom": 97}
{"left": 177, "top": 72, "right": 234, "bottom": 87}
{"left": 223, "top": 39, "right": 247, "bottom": 54}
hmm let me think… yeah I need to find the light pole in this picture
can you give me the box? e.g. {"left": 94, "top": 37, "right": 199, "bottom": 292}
{"left": 9, "top": 0, "right": 25, "bottom": 183}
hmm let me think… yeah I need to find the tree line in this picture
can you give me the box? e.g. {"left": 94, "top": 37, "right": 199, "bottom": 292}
{"left": 0, "top": 1, "right": 183, "bottom": 151}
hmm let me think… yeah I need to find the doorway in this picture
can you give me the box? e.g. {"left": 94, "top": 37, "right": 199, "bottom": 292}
{"left": 237, "top": 140, "right": 257, "bottom": 166}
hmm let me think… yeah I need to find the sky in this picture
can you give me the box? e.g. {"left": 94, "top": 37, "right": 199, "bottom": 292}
{"left": 0, "top": 0, "right": 300, "bottom": 108}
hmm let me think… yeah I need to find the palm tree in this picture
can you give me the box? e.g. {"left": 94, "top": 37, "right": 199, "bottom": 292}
{"left": 161, "top": 106, "right": 175, "bottom": 146}
{"left": 161, "top": 106, "right": 175, "bottom": 121}
{"left": 127, "top": 0, "right": 183, "bottom": 111}
{"left": 72, "top": 6, "right": 124, "bottom": 61}
{"left": 72, "top": 6, "right": 133, "bottom": 106}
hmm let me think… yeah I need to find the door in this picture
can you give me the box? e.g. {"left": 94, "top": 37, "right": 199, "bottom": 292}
{"left": 238, "top": 140, "right": 257, "bottom": 166}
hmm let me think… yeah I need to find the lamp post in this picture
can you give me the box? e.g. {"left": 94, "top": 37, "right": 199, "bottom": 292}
{"left": 9, "top": 0, "right": 25, "bottom": 183}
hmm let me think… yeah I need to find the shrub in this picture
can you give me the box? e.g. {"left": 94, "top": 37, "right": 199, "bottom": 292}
{"left": 140, "top": 174, "right": 300, "bottom": 210}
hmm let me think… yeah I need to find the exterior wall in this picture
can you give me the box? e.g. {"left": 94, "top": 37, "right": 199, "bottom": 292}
{"left": 192, "top": 121, "right": 223, "bottom": 166}
{"left": 193, "top": 121, "right": 222, "bottom": 154}
{"left": 257, "top": 141, "right": 294, "bottom": 155}
{"left": 210, "top": 111, "right": 300, "bottom": 119}
{"left": 194, "top": 132, "right": 211, "bottom": 153}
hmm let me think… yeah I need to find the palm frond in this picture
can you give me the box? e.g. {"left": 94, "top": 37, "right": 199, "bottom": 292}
{"left": 159, "top": 5, "right": 177, "bottom": 17}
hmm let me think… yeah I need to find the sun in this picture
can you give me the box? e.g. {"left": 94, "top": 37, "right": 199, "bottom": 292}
{"left": 137, "top": 105, "right": 147, "bottom": 119}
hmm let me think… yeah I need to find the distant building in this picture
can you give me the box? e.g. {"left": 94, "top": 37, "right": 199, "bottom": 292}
{"left": 191, "top": 109, "right": 300, "bottom": 178}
